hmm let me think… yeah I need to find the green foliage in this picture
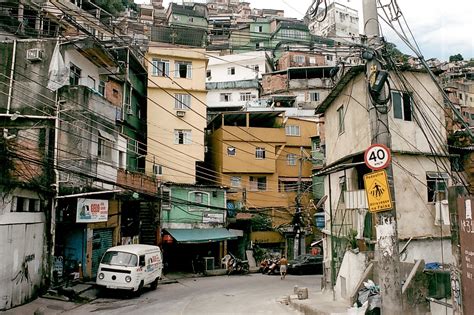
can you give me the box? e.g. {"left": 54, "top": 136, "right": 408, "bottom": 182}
{"left": 250, "top": 213, "right": 272, "bottom": 231}
{"left": 345, "top": 229, "right": 358, "bottom": 250}
{"left": 385, "top": 42, "right": 408, "bottom": 64}
{"left": 449, "top": 54, "right": 464, "bottom": 62}
{"left": 94, "top": 0, "right": 136, "bottom": 15}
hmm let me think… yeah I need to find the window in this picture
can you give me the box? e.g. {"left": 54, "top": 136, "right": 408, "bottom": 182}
{"left": 230, "top": 176, "right": 241, "bottom": 187}
{"left": 255, "top": 147, "right": 265, "bottom": 159}
{"left": 174, "top": 61, "right": 192, "bottom": 79}
{"left": 285, "top": 125, "right": 300, "bottom": 136}
{"left": 326, "top": 55, "right": 333, "bottom": 61}
{"left": 310, "top": 92, "right": 320, "bottom": 102}
{"left": 220, "top": 93, "right": 232, "bottom": 102}
{"left": 188, "top": 17, "right": 194, "bottom": 22}
{"left": 250, "top": 176, "right": 266, "bottom": 191}
{"left": 14, "top": 197, "right": 40, "bottom": 212}
{"left": 227, "top": 146, "right": 236, "bottom": 156}
{"left": 98, "top": 137, "right": 112, "bottom": 160}
{"left": 98, "top": 80, "right": 105, "bottom": 96}
{"left": 392, "top": 91, "right": 413, "bottom": 121}
{"left": 162, "top": 190, "right": 171, "bottom": 209}
{"left": 240, "top": 92, "right": 253, "bottom": 102}
{"left": 128, "top": 138, "right": 138, "bottom": 154}
{"left": 69, "top": 63, "right": 81, "bottom": 85}
{"left": 293, "top": 55, "right": 305, "bottom": 64}
{"left": 255, "top": 25, "right": 263, "bottom": 32}
{"left": 175, "top": 93, "right": 191, "bottom": 109}
{"left": 459, "top": 93, "right": 463, "bottom": 100}
{"left": 227, "top": 67, "right": 235, "bottom": 75}
{"left": 189, "top": 191, "right": 209, "bottom": 210}
{"left": 309, "top": 57, "right": 316, "bottom": 64}
{"left": 287, "top": 154, "right": 297, "bottom": 166}
{"left": 152, "top": 59, "right": 169, "bottom": 77}
{"left": 253, "top": 65, "right": 260, "bottom": 72}
{"left": 281, "top": 29, "right": 306, "bottom": 39}
{"left": 337, "top": 105, "right": 345, "bottom": 134}
{"left": 206, "top": 70, "right": 211, "bottom": 78}
{"left": 88, "top": 75, "right": 96, "bottom": 90}
{"left": 426, "top": 172, "right": 449, "bottom": 202}
{"left": 174, "top": 129, "right": 192, "bottom": 144}
{"left": 153, "top": 164, "right": 163, "bottom": 176}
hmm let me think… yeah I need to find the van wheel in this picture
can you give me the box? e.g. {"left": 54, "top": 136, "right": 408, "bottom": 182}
{"left": 150, "top": 278, "right": 158, "bottom": 290}
{"left": 134, "top": 281, "right": 144, "bottom": 297}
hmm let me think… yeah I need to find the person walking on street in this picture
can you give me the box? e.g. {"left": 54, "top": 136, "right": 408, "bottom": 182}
{"left": 280, "top": 256, "right": 288, "bottom": 279}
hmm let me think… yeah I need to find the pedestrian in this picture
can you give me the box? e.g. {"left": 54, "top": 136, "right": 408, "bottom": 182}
{"left": 279, "top": 256, "right": 288, "bottom": 280}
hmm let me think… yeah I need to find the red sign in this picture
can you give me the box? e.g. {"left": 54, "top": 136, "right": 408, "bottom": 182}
{"left": 364, "top": 144, "right": 391, "bottom": 170}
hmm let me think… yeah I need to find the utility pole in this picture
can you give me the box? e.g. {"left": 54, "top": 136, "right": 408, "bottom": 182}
{"left": 363, "top": 0, "right": 402, "bottom": 313}
{"left": 293, "top": 147, "right": 304, "bottom": 258}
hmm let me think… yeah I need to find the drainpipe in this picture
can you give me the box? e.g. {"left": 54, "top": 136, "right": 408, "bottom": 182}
{"left": 328, "top": 174, "right": 335, "bottom": 301}
{"left": 4, "top": 40, "right": 17, "bottom": 138}
{"left": 6, "top": 39, "right": 16, "bottom": 114}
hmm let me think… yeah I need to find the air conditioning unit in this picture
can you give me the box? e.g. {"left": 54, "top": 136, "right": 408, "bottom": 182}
{"left": 26, "top": 48, "right": 43, "bottom": 62}
{"left": 125, "top": 104, "right": 133, "bottom": 114}
{"left": 176, "top": 110, "right": 186, "bottom": 117}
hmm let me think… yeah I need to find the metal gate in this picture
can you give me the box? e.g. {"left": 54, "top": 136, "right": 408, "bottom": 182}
{"left": 91, "top": 229, "right": 113, "bottom": 278}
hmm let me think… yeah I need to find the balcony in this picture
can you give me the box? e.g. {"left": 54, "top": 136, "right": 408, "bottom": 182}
{"left": 344, "top": 189, "right": 368, "bottom": 210}
{"left": 117, "top": 169, "right": 160, "bottom": 195}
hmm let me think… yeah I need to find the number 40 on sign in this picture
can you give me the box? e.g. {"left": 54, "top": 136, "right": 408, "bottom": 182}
{"left": 364, "top": 144, "right": 391, "bottom": 170}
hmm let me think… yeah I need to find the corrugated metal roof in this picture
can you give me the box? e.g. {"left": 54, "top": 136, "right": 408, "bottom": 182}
{"left": 165, "top": 228, "right": 238, "bottom": 243}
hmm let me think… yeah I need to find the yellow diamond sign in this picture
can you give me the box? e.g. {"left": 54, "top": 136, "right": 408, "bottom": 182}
{"left": 363, "top": 170, "right": 393, "bottom": 213}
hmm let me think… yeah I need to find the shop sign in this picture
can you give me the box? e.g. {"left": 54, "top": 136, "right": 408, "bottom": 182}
{"left": 203, "top": 212, "right": 224, "bottom": 223}
{"left": 76, "top": 198, "right": 108, "bottom": 223}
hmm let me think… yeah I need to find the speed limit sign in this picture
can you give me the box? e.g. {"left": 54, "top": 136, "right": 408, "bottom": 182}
{"left": 364, "top": 144, "right": 391, "bottom": 170}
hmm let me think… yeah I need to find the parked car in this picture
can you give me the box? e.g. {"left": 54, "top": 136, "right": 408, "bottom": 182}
{"left": 287, "top": 254, "right": 323, "bottom": 275}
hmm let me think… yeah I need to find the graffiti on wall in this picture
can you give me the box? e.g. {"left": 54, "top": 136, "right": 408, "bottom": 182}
{"left": 11, "top": 254, "right": 35, "bottom": 285}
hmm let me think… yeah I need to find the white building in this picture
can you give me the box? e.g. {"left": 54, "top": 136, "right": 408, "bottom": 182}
{"left": 206, "top": 51, "right": 271, "bottom": 119}
{"left": 309, "top": 2, "right": 359, "bottom": 44}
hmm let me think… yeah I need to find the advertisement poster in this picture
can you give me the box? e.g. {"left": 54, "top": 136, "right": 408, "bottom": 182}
{"left": 76, "top": 198, "right": 108, "bottom": 223}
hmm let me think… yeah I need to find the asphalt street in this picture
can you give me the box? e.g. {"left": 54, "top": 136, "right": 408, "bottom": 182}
{"left": 62, "top": 273, "right": 322, "bottom": 315}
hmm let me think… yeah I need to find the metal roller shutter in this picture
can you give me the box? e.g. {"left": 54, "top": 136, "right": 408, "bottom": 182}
{"left": 91, "top": 228, "right": 113, "bottom": 278}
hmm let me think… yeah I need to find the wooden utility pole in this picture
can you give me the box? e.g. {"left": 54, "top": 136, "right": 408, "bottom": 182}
{"left": 363, "top": 0, "right": 402, "bottom": 313}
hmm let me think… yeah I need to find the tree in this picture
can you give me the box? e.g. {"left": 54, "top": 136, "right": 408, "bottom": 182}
{"left": 449, "top": 54, "right": 464, "bottom": 62}
{"left": 94, "top": 0, "right": 136, "bottom": 16}
{"left": 384, "top": 42, "right": 408, "bottom": 64}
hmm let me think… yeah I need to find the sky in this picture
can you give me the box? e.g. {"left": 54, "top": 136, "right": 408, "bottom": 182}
{"left": 139, "top": 0, "right": 474, "bottom": 61}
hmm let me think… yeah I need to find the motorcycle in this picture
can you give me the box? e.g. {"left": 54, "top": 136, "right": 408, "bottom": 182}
{"left": 266, "top": 258, "right": 280, "bottom": 275}
{"left": 224, "top": 253, "right": 249, "bottom": 275}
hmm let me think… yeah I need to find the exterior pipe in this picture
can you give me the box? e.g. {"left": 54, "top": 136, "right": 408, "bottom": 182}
{"left": 0, "top": 114, "right": 56, "bottom": 120}
{"left": 6, "top": 39, "right": 16, "bottom": 114}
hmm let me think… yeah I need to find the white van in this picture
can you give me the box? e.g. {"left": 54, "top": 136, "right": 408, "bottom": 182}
{"left": 96, "top": 244, "right": 163, "bottom": 293}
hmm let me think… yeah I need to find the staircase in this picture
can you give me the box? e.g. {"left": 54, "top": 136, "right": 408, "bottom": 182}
{"left": 139, "top": 201, "right": 158, "bottom": 245}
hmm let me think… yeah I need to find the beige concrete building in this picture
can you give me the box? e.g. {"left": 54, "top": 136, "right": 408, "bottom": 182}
{"left": 146, "top": 46, "right": 208, "bottom": 184}
{"left": 315, "top": 66, "right": 453, "bottom": 300}
{"left": 206, "top": 111, "right": 317, "bottom": 230}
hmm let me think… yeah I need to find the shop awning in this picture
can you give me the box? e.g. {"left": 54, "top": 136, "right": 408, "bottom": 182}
{"left": 165, "top": 228, "right": 239, "bottom": 244}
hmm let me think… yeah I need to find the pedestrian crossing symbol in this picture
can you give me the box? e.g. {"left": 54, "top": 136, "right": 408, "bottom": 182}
{"left": 363, "top": 170, "right": 393, "bottom": 213}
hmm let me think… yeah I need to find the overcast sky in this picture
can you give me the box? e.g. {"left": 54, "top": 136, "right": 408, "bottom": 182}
{"left": 142, "top": 0, "right": 474, "bottom": 61}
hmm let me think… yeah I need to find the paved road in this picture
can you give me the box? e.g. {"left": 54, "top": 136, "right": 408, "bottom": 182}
{"left": 66, "top": 273, "right": 322, "bottom": 315}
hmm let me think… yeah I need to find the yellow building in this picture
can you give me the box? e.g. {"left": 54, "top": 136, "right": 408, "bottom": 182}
{"left": 146, "top": 45, "right": 208, "bottom": 184}
{"left": 207, "top": 111, "right": 316, "bottom": 229}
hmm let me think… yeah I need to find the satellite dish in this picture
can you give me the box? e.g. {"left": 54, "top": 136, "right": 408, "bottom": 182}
{"left": 315, "top": 195, "right": 328, "bottom": 209}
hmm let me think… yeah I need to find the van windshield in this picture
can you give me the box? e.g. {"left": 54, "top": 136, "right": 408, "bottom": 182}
{"left": 101, "top": 251, "right": 138, "bottom": 267}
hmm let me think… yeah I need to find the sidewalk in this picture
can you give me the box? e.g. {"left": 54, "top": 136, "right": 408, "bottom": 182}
{"left": 285, "top": 290, "right": 352, "bottom": 315}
